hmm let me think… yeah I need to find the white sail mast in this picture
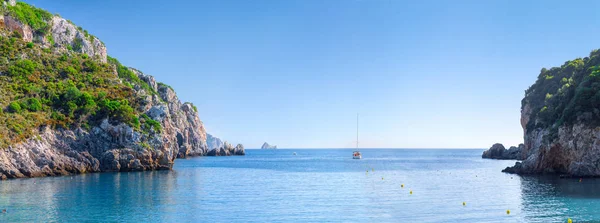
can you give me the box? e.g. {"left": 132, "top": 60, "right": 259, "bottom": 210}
{"left": 356, "top": 113, "right": 359, "bottom": 150}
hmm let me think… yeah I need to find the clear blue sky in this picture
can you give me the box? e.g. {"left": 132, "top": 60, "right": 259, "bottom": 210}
{"left": 25, "top": 0, "right": 600, "bottom": 148}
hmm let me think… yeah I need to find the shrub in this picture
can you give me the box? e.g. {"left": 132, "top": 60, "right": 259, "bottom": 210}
{"left": 26, "top": 42, "right": 33, "bottom": 48}
{"left": 25, "top": 98, "right": 42, "bottom": 112}
{"left": 132, "top": 117, "right": 140, "bottom": 129}
{"left": 9, "top": 123, "right": 24, "bottom": 135}
{"left": 72, "top": 38, "right": 83, "bottom": 52}
{"left": 64, "top": 66, "right": 78, "bottom": 77}
{"left": 140, "top": 114, "right": 161, "bottom": 133}
{"left": 46, "top": 34, "right": 55, "bottom": 46}
{"left": 64, "top": 86, "right": 82, "bottom": 102}
{"left": 8, "top": 102, "right": 22, "bottom": 113}
{"left": 97, "top": 99, "right": 136, "bottom": 124}
{"left": 8, "top": 59, "right": 36, "bottom": 77}
{"left": 66, "top": 101, "right": 77, "bottom": 117}
{"left": 83, "top": 60, "right": 99, "bottom": 72}
{"left": 11, "top": 31, "right": 22, "bottom": 39}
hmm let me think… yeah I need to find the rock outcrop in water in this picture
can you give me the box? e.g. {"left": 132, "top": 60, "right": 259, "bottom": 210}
{"left": 261, "top": 142, "right": 277, "bottom": 149}
{"left": 502, "top": 49, "right": 600, "bottom": 177}
{"left": 206, "top": 133, "right": 224, "bottom": 150}
{"left": 0, "top": 1, "right": 243, "bottom": 179}
{"left": 482, "top": 143, "right": 524, "bottom": 160}
{"left": 206, "top": 142, "right": 245, "bottom": 156}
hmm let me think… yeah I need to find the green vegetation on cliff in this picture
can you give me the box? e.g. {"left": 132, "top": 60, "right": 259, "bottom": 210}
{"left": 523, "top": 50, "right": 600, "bottom": 136}
{"left": 0, "top": 1, "right": 192, "bottom": 149}
{"left": 0, "top": 33, "right": 160, "bottom": 148}
{"left": 5, "top": 2, "right": 52, "bottom": 34}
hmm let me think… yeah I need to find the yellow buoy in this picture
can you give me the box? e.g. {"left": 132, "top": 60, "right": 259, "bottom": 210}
{"left": 382, "top": 177, "right": 384, "bottom": 180}
{"left": 506, "top": 210, "right": 510, "bottom": 215}
{"left": 462, "top": 202, "right": 466, "bottom": 206}
{"left": 410, "top": 190, "right": 413, "bottom": 195}
{"left": 372, "top": 168, "right": 374, "bottom": 172}
{"left": 568, "top": 218, "right": 572, "bottom": 223}
{"left": 401, "top": 184, "right": 404, "bottom": 188}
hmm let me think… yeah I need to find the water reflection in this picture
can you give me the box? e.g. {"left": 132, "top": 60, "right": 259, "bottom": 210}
{"left": 523, "top": 176, "right": 600, "bottom": 199}
{"left": 0, "top": 170, "right": 181, "bottom": 222}
{"left": 519, "top": 175, "right": 600, "bottom": 222}
{"left": 4, "top": 150, "right": 600, "bottom": 222}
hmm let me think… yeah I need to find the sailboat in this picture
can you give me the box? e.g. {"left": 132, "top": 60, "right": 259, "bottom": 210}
{"left": 353, "top": 113, "right": 362, "bottom": 159}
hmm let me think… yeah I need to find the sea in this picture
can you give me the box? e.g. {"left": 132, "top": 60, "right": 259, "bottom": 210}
{"left": 0, "top": 149, "right": 597, "bottom": 222}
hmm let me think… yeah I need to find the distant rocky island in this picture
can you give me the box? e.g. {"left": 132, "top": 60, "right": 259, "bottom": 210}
{"left": 0, "top": 0, "right": 243, "bottom": 179}
{"left": 261, "top": 142, "right": 277, "bottom": 149}
{"left": 490, "top": 49, "right": 600, "bottom": 177}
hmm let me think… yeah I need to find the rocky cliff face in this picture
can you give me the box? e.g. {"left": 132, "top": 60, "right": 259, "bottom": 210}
{"left": 503, "top": 122, "right": 600, "bottom": 176}
{"left": 130, "top": 69, "right": 209, "bottom": 159}
{"left": 0, "top": 1, "right": 243, "bottom": 179}
{"left": 0, "top": 13, "right": 107, "bottom": 62}
{"left": 50, "top": 16, "right": 107, "bottom": 62}
{"left": 482, "top": 143, "right": 524, "bottom": 160}
{"left": 0, "top": 121, "right": 174, "bottom": 179}
{"left": 503, "top": 50, "right": 600, "bottom": 177}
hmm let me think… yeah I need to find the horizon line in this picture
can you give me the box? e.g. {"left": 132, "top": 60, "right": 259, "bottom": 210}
{"left": 245, "top": 148, "right": 486, "bottom": 150}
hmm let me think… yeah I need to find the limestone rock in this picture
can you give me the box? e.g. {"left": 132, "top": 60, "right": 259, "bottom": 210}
{"left": 504, "top": 123, "right": 600, "bottom": 177}
{"left": 50, "top": 16, "right": 107, "bottom": 62}
{"left": 0, "top": 15, "right": 33, "bottom": 42}
{"left": 482, "top": 143, "right": 524, "bottom": 160}
{"left": 205, "top": 141, "right": 245, "bottom": 157}
{"left": 261, "top": 142, "right": 277, "bottom": 149}
{"left": 206, "top": 133, "right": 224, "bottom": 150}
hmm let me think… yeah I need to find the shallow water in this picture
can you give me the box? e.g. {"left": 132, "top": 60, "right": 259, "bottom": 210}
{"left": 0, "top": 149, "right": 596, "bottom": 222}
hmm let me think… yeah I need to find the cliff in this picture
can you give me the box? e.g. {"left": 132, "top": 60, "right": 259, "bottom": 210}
{"left": 0, "top": 1, "right": 243, "bottom": 179}
{"left": 261, "top": 142, "right": 277, "bottom": 149}
{"left": 504, "top": 49, "right": 600, "bottom": 176}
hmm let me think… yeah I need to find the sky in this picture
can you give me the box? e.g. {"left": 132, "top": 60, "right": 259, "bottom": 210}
{"left": 23, "top": 0, "right": 600, "bottom": 148}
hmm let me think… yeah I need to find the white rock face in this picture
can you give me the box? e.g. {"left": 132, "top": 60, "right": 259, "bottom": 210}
{"left": 50, "top": 16, "right": 107, "bottom": 62}
{"left": 0, "top": 12, "right": 108, "bottom": 62}
{"left": 206, "top": 133, "right": 224, "bottom": 150}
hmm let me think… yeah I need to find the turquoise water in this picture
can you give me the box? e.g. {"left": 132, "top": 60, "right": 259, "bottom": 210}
{"left": 0, "top": 149, "right": 597, "bottom": 222}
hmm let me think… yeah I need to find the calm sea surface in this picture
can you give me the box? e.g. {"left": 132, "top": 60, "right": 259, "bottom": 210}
{"left": 0, "top": 149, "right": 597, "bottom": 222}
